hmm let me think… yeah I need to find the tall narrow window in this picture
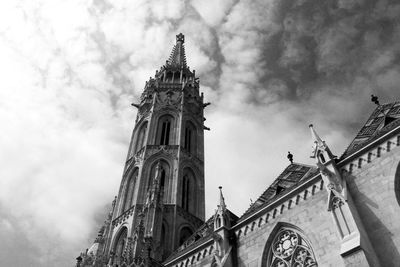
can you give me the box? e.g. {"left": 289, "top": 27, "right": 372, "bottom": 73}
{"left": 121, "top": 169, "right": 138, "bottom": 213}
{"left": 113, "top": 227, "right": 128, "bottom": 266}
{"left": 184, "top": 121, "right": 196, "bottom": 154}
{"left": 395, "top": 162, "right": 400, "bottom": 207}
{"left": 157, "top": 115, "right": 174, "bottom": 145}
{"left": 185, "top": 127, "right": 192, "bottom": 152}
{"left": 264, "top": 226, "right": 318, "bottom": 267}
{"left": 181, "top": 168, "right": 196, "bottom": 214}
{"left": 182, "top": 175, "right": 190, "bottom": 211}
{"left": 135, "top": 122, "right": 148, "bottom": 152}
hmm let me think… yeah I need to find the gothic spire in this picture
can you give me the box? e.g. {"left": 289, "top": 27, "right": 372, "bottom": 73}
{"left": 218, "top": 186, "right": 226, "bottom": 211}
{"left": 166, "top": 33, "right": 188, "bottom": 69}
{"left": 309, "top": 124, "right": 324, "bottom": 148}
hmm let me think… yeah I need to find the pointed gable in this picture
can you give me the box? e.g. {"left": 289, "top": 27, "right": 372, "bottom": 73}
{"left": 341, "top": 101, "right": 400, "bottom": 159}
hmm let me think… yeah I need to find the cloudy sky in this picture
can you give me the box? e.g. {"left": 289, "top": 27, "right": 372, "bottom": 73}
{"left": 1, "top": 0, "right": 400, "bottom": 266}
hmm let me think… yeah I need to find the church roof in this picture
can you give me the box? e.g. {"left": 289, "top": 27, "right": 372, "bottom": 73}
{"left": 341, "top": 101, "right": 400, "bottom": 159}
{"left": 238, "top": 163, "right": 318, "bottom": 222}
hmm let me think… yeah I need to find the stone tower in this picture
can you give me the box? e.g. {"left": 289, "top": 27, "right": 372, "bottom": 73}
{"left": 102, "top": 33, "right": 207, "bottom": 266}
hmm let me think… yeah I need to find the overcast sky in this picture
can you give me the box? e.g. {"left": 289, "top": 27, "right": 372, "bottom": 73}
{"left": 1, "top": 0, "right": 400, "bottom": 266}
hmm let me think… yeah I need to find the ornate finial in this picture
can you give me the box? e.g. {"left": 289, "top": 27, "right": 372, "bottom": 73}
{"left": 371, "top": 94, "right": 380, "bottom": 106}
{"left": 176, "top": 33, "right": 184, "bottom": 43}
{"left": 287, "top": 151, "right": 293, "bottom": 164}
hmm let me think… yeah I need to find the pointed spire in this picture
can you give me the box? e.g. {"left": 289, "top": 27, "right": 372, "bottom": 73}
{"left": 218, "top": 186, "right": 226, "bottom": 211}
{"left": 309, "top": 124, "right": 324, "bottom": 147}
{"left": 166, "top": 33, "right": 188, "bottom": 69}
{"left": 310, "top": 124, "right": 325, "bottom": 159}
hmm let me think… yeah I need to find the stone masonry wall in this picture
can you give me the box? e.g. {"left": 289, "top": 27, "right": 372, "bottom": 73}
{"left": 235, "top": 181, "right": 345, "bottom": 267}
{"left": 346, "top": 138, "right": 400, "bottom": 267}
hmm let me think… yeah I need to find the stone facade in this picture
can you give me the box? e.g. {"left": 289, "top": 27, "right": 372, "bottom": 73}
{"left": 76, "top": 34, "right": 400, "bottom": 267}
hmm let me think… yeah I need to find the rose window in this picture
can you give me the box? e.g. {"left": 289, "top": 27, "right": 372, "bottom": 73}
{"left": 268, "top": 228, "right": 317, "bottom": 267}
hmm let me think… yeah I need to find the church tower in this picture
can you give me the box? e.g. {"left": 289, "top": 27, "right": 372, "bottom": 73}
{"left": 103, "top": 33, "right": 207, "bottom": 266}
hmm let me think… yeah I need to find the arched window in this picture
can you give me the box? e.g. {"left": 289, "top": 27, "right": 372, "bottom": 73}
{"left": 395, "top": 162, "right": 400, "bottom": 206}
{"left": 121, "top": 169, "right": 138, "bottom": 213}
{"left": 179, "top": 226, "right": 193, "bottom": 246}
{"left": 135, "top": 121, "right": 148, "bottom": 152}
{"left": 113, "top": 227, "right": 128, "bottom": 266}
{"left": 265, "top": 226, "right": 318, "bottom": 267}
{"left": 318, "top": 152, "right": 326, "bottom": 163}
{"left": 157, "top": 115, "right": 174, "bottom": 145}
{"left": 184, "top": 121, "right": 196, "bottom": 154}
{"left": 181, "top": 168, "right": 196, "bottom": 214}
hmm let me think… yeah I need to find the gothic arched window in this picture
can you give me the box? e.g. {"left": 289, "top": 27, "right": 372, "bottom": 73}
{"left": 157, "top": 115, "right": 174, "bottom": 145}
{"left": 135, "top": 121, "right": 148, "bottom": 152}
{"left": 113, "top": 227, "right": 128, "bottom": 266}
{"left": 181, "top": 168, "right": 196, "bottom": 214}
{"left": 266, "top": 227, "right": 318, "bottom": 267}
{"left": 122, "top": 168, "right": 138, "bottom": 213}
{"left": 184, "top": 121, "right": 196, "bottom": 154}
{"left": 179, "top": 226, "right": 193, "bottom": 246}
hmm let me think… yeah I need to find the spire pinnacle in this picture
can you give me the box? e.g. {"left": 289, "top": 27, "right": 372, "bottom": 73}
{"left": 166, "top": 33, "right": 187, "bottom": 69}
{"left": 309, "top": 124, "right": 324, "bottom": 147}
{"left": 218, "top": 186, "right": 226, "bottom": 210}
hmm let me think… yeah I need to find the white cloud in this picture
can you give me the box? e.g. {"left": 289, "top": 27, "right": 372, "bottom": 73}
{"left": 1, "top": 0, "right": 400, "bottom": 266}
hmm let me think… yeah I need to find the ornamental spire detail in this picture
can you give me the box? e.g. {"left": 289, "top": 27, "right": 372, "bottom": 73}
{"left": 166, "top": 33, "right": 187, "bottom": 69}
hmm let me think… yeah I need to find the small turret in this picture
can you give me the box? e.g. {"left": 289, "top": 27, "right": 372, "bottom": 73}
{"left": 309, "top": 124, "right": 344, "bottom": 195}
{"left": 214, "top": 187, "right": 229, "bottom": 229}
{"left": 212, "top": 187, "right": 234, "bottom": 267}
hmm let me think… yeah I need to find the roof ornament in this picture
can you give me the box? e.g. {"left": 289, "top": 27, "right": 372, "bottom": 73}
{"left": 371, "top": 94, "right": 380, "bottom": 106}
{"left": 287, "top": 151, "right": 293, "bottom": 164}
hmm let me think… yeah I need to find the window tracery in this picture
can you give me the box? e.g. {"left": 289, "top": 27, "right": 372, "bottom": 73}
{"left": 268, "top": 228, "right": 317, "bottom": 267}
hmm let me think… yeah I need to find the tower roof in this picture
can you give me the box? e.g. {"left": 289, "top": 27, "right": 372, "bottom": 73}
{"left": 341, "top": 101, "right": 400, "bottom": 159}
{"left": 165, "top": 33, "right": 188, "bottom": 69}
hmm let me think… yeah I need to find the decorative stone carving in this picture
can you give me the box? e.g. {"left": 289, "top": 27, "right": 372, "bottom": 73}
{"left": 269, "top": 228, "right": 317, "bottom": 267}
{"left": 144, "top": 145, "right": 179, "bottom": 161}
